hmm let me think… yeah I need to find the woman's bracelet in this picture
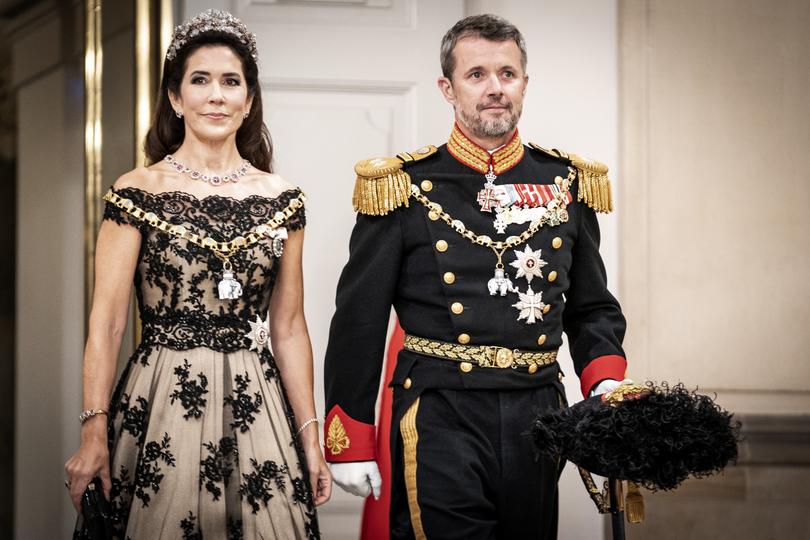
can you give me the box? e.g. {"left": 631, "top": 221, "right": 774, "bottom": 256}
{"left": 79, "top": 408, "right": 108, "bottom": 425}
{"left": 295, "top": 417, "right": 319, "bottom": 437}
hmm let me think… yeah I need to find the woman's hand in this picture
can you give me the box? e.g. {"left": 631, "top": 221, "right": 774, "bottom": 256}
{"left": 300, "top": 427, "right": 332, "bottom": 506}
{"left": 64, "top": 422, "right": 112, "bottom": 513}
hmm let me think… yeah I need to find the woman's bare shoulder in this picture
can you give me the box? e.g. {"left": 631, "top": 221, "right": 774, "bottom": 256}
{"left": 112, "top": 166, "right": 166, "bottom": 191}
{"left": 251, "top": 172, "right": 300, "bottom": 198}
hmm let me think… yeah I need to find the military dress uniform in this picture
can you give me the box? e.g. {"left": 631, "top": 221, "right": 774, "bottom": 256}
{"left": 324, "top": 124, "right": 627, "bottom": 539}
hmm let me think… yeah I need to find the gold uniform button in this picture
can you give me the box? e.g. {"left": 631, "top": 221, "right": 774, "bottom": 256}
{"left": 451, "top": 302, "right": 464, "bottom": 315}
{"left": 420, "top": 180, "right": 433, "bottom": 192}
{"left": 403, "top": 378, "right": 412, "bottom": 389}
{"left": 459, "top": 362, "right": 473, "bottom": 373}
{"left": 552, "top": 237, "right": 563, "bottom": 249}
{"left": 543, "top": 304, "right": 551, "bottom": 314}
{"left": 548, "top": 271, "right": 558, "bottom": 282}
{"left": 443, "top": 272, "right": 456, "bottom": 284}
{"left": 435, "top": 240, "right": 448, "bottom": 252}
{"left": 457, "top": 333, "right": 470, "bottom": 344}
{"left": 537, "top": 334, "right": 547, "bottom": 345}
{"left": 428, "top": 211, "right": 439, "bottom": 221}
{"left": 528, "top": 364, "right": 539, "bottom": 374}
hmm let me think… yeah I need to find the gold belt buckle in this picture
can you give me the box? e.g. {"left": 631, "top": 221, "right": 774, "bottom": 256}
{"left": 486, "top": 346, "right": 515, "bottom": 368}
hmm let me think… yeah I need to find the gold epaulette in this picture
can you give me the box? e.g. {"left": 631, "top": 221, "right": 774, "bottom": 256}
{"left": 528, "top": 142, "right": 614, "bottom": 214}
{"left": 396, "top": 144, "right": 438, "bottom": 163}
{"left": 352, "top": 145, "right": 438, "bottom": 216}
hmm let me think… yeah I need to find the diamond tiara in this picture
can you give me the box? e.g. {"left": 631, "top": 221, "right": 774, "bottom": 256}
{"left": 166, "top": 9, "right": 258, "bottom": 62}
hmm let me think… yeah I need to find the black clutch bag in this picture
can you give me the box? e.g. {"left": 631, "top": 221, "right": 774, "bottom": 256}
{"left": 75, "top": 477, "right": 114, "bottom": 540}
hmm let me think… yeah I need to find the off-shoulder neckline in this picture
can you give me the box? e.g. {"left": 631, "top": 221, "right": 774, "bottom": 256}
{"left": 110, "top": 185, "right": 301, "bottom": 204}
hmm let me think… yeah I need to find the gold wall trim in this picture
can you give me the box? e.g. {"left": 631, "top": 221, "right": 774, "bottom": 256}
{"left": 400, "top": 397, "right": 425, "bottom": 540}
{"left": 84, "top": 0, "right": 103, "bottom": 319}
{"left": 159, "top": 0, "right": 174, "bottom": 79}
{"left": 132, "top": 0, "right": 173, "bottom": 346}
{"left": 134, "top": 0, "right": 152, "bottom": 169}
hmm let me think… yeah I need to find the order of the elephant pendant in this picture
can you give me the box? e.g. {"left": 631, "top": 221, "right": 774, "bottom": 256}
{"left": 487, "top": 267, "right": 516, "bottom": 296}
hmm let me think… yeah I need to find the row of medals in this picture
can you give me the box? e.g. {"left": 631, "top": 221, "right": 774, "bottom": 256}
{"left": 476, "top": 165, "right": 564, "bottom": 326}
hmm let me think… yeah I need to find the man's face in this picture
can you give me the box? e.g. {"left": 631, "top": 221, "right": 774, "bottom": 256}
{"left": 439, "top": 36, "right": 528, "bottom": 141}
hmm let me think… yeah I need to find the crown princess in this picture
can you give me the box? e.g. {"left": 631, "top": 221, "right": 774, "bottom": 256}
{"left": 166, "top": 9, "right": 258, "bottom": 62}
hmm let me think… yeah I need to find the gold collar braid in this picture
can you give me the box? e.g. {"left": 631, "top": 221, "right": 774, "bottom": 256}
{"left": 447, "top": 123, "right": 524, "bottom": 175}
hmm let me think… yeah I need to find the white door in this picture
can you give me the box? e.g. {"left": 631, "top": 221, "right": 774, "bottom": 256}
{"left": 184, "top": 0, "right": 465, "bottom": 535}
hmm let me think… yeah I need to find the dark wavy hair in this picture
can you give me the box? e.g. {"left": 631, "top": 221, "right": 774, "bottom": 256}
{"left": 144, "top": 32, "right": 273, "bottom": 172}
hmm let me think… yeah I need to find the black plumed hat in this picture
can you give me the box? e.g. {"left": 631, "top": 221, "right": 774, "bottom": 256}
{"left": 532, "top": 382, "right": 739, "bottom": 491}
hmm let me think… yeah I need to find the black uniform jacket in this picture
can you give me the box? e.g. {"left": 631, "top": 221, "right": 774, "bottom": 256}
{"left": 323, "top": 127, "right": 627, "bottom": 462}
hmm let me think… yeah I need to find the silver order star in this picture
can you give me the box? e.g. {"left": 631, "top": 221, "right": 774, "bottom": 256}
{"left": 512, "top": 286, "right": 547, "bottom": 325}
{"left": 244, "top": 314, "right": 270, "bottom": 352}
{"left": 510, "top": 245, "right": 547, "bottom": 283}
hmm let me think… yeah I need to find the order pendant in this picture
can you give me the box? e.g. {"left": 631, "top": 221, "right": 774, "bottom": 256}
{"left": 218, "top": 269, "right": 243, "bottom": 299}
{"left": 487, "top": 267, "right": 515, "bottom": 296}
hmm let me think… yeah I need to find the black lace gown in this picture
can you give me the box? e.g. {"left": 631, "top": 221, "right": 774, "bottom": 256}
{"left": 77, "top": 187, "right": 320, "bottom": 539}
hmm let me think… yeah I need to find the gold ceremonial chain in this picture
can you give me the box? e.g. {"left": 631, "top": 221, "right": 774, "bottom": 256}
{"left": 103, "top": 189, "right": 305, "bottom": 263}
{"left": 410, "top": 166, "right": 576, "bottom": 264}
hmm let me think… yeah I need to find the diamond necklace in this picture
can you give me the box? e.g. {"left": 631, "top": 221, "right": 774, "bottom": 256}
{"left": 164, "top": 154, "right": 252, "bottom": 186}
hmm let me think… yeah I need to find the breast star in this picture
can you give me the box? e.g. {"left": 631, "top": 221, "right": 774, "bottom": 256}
{"left": 510, "top": 245, "right": 548, "bottom": 283}
{"left": 244, "top": 314, "right": 270, "bottom": 352}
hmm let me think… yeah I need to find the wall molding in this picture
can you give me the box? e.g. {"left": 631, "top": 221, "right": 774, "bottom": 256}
{"left": 737, "top": 413, "right": 810, "bottom": 465}
{"left": 262, "top": 76, "right": 415, "bottom": 95}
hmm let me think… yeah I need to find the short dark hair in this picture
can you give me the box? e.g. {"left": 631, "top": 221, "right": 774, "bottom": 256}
{"left": 440, "top": 14, "right": 527, "bottom": 79}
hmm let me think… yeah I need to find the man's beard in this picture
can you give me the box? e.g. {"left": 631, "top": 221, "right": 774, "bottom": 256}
{"left": 458, "top": 99, "right": 522, "bottom": 139}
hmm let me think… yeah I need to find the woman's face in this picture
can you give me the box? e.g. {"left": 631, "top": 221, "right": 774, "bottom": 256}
{"left": 170, "top": 44, "right": 252, "bottom": 143}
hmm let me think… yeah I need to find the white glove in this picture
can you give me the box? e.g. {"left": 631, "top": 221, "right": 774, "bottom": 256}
{"left": 330, "top": 461, "right": 382, "bottom": 500}
{"left": 589, "top": 378, "right": 631, "bottom": 398}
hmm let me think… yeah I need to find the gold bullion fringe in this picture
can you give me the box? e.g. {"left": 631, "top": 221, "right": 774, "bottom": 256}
{"left": 570, "top": 152, "right": 613, "bottom": 213}
{"left": 400, "top": 398, "right": 426, "bottom": 540}
{"left": 352, "top": 170, "right": 412, "bottom": 216}
{"left": 625, "top": 481, "right": 645, "bottom": 524}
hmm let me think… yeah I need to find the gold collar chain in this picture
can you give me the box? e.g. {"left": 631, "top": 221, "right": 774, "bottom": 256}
{"left": 410, "top": 166, "right": 575, "bottom": 261}
{"left": 103, "top": 189, "right": 305, "bottom": 261}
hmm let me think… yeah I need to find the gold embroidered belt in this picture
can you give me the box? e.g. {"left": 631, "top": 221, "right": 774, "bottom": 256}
{"left": 403, "top": 334, "right": 557, "bottom": 370}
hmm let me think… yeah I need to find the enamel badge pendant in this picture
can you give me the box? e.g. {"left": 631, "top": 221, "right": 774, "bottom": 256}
{"left": 217, "top": 260, "right": 243, "bottom": 300}
{"left": 487, "top": 267, "right": 516, "bottom": 296}
{"left": 244, "top": 314, "right": 270, "bottom": 351}
{"left": 477, "top": 164, "right": 500, "bottom": 213}
{"left": 477, "top": 184, "right": 500, "bottom": 213}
